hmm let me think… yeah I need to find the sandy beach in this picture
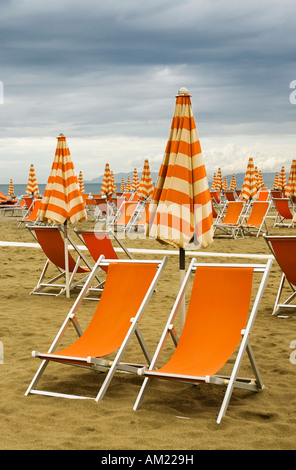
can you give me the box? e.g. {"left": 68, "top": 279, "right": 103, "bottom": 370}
{"left": 1, "top": 209, "right": 296, "bottom": 451}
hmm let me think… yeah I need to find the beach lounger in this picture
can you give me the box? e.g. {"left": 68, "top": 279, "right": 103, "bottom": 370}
{"left": 27, "top": 225, "right": 96, "bottom": 296}
{"left": 238, "top": 201, "right": 271, "bottom": 237}
{"left": 257, "top": 190, "right": 270, "bottom": 201}
{"left": 272, "top": 198, "right": 294, "bottom": 228}
{"left": 17, "top": 199, "right": 42, "bottom": 228}
{"left": 25, "top": 256, "right": 167, "bottom": 401}
{"left": 264, "top": 235, "right": 296, "bottom": 315}
{"left": 75, "top": 228, "right": 133, "bottom": 271}
{"left": 110, "top": 201, "right": 138, "bottom": 230}
{"left": 134, "top": 258, "right": 272, "bottom": 423}
{"left": 224, "top": 190, "right": 238, "bottom": 202}
{"left": 214, "top": 201, "right": 245, "bottom": 238}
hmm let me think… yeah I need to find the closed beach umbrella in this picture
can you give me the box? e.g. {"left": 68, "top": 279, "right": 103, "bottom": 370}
{"left": 286, "top": 160, "right": 296, "bottom": 201}
{"left": 101, "top": 163, "right": 113, "bottom": 196}
{"left": 131, "top": 168, "right": 140, "bottom": 192}
{"left": 273, "top": 172, "right": 279, "bottom": 190}
{"left": 125, "top": 176, "right": 131, "bottom": 192}
{"left": 223, "top": 176, "right": 228, "bottom": 190}
{"left": 110, "top": 171, "right": 116, "bottom": 195}
{"left": 38, "top": 134, "right": 87, "bottom": 297}
{"left": 120, "top": 178, "right": 125, "bottom": 192}
{"left": 240, "top": 157, "right": 258, "bottom": 201}
{"left": 257, "top": 170, "right": 265, "bottom": 190}
{"left": 78, "top": 171, "right": 85, "bottom": 193}
{"left": 216, "top": 167, "right": 223, "bottom": 190}
{"left": 278, "top": 166, "right": 287, "bottom": 192}
{"left": 229, "top": 173, "right": 237, "bottom": 190}
{"left": 8, "top": 179, "right": 15, "bottom": 196}
{"left": 211, "top": 173, "right": 217, "bottom": 190}
{"left": 138, "top": 159, "right": 154, "bottom": 200}
{"left": 26, "top": 164, "right": 39, "bottom": 195}
{"left": 148, "top": 88, "right": 213, "bottom": 327}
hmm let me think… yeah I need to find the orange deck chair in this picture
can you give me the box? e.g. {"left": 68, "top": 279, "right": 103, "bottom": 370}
{"left": 27, "top": 225, "right": 96, "bottom": 297}
{"left": 126, "top": 203, "right": 150, "bottom": 231}
{"left": 17, "top": 199, "right": 42, "bottom": 228}
{"left": 264, "top": 235, "right": 296, "bottom": 315}
{"left": 75, "top": 228, "right": 133, "bottom": 274}
{"left": 111, "top": 201, "right": 138, "bottom": 230}
{"left": 134, "top": 258, "right": 272, "bottom": 423}
{"left": 224, "top": 190, "right": 237, "bottom": 202}
{"left": 238, "top": 201, "right": 271, "bottom": 237}
{"left": 272, "top": 198, "right": 294, "bottom": 228}
{"left": 213, "top": 201, "right": 245, "bottom": 237}
{"left": 25, "top": 256, "right": 167, "bottom": 402}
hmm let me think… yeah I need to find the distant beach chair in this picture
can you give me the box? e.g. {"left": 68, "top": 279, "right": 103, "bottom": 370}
{"left": 25, "top": 256, "right": 167, "bottom": 401}
{"left": 272, "top": 198, "right": 294, "bottom": 228}
{"left": 264, "top": 235, "right": 296, "bottom": 315}
{"left": 110, "top": 201, "right": 138, "bottom": 230}
{"left": 17, "top": 199, "right": 42, "bottom": 228}
{"left": 238, "top": 201, "right": 271, "bottom": 238}
{"left": 134, "top": 258, "right": 272, "bottom": 423}
{"left": 224, "top": 190, "right": 237, "bottom": 202}
{"left": 75, "top": 228, "right": 133, "bottom": 273}
{"left": 214, "top": 201, "right": 245, "bottom": 238}
{"left": 257, "top": 190, "right": 270, "bottom": 201}
{"left": 27, "top": 225, "right": 95, "bottom": 296}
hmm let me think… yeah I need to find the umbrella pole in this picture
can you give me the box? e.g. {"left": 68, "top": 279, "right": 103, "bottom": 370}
{"left": 63, "top": 221, "right": 70, "bottom": 298}
{"left": 179, "top": 247, "right": 186, "bottom": 330}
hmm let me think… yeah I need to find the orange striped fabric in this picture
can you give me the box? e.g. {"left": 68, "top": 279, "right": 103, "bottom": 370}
{"left": 285, "top": 160, "right": 296, "bottom": 200}
{"left": 101, "top": 163, "right": 113, "bottom": 196}
{"left": 257, "top": 170, "right": 265, "bottom": 190}
{"left": 78, "top": 171, "right": 85, "bottom": 193}
{"left": 223, "top": 177, "right": 228, "bottom": 190}
{"left": 38, "top": 134, "right": 87, "bottom": 224}
{"left": 8, "top": 179, "right": 15, "bottom": 196}
{"left": 278, "top": 166, "right": 287, "bottom": 191}
{"left": 131, "top": 168, "right": 140, "bottom": 192}
{"left": 147, "top": 88, "right": 213, "bottom": 249}
{"left": 273, "top": 172, "right": 279, "bottom": 189}
{"left": 229, "top": 173, "right": 237, "bottom": 189}
{"left": 110, "top": 171, "right": 116, "bottom": 194}
{"left": 125, "top": 176, "right": 131, "bottom": 192}
{"left": 216, "top": 168, "right": 223, "bottom": 190}
{"left": 138, "top": 159, "right": 154, "bottom": 200}
{"left": 26, "top": 164, "right": 39, "bottom": 195}
{"left": 120, "top": 178, "right": 125, "bottom": 191}
{"left": 211, "top": 173, "right": 217, "bottom": 190}
{"left": 240, "top": 157, "right": 258, "bottom": 201}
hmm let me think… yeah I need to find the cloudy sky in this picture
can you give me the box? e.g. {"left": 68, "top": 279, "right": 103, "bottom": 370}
{"left": 0, "top": 0, "right": 295, "bottom": 183}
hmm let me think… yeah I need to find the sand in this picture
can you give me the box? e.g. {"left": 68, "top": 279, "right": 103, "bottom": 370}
{"left": 1, "top": 208, "right": 296, "bottom": 451}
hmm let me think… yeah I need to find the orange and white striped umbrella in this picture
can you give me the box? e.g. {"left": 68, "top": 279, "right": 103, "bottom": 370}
{"left": 278, "top": 166, "right": 287, "bottom": 191}
{"left": 8, "top": 179, "right": 15, "bottom": 196}
{"left": 125, "top": 176, "right": 131, "bottom": 192}
{"left": 285, "top": 160, "right": 296, "bottom": 201}
{"left": 120, "top": 178, "right": 125, "bottom": 192}
{"left": 26, "top": 164, "right": 39, "bottom": 195}
{"left": 257, "top": 170, "right": 265, "bottom": 190}
{"left": 138, "top": 159, "right": 154, "bottom": 200}
{"left": 148, "top": 88, "right": 213, "bottom": 250}
{"left": 211, "top": 173, "right": 217, "bottom": 190}
{"left": 240, "top": 157, "right": 258, "bottom": 201}
{"left": 229, "top": 173, "right": 237, "bottom": 190}
{"left": 78, "top": 171, "right": 85, "bottom": 193}
{"left": 38, "top": 134, "right": 87, "bottom": 225}
{"left": 131, "top": 168, "right": 140, "bottom": 192}
{"left": 273, "top": 172, "right": 279, "bottom": 189}
{"left": 101, "top": 163, "right": 113, "bottom": 196}
{"left": 222, "top": 176, "right": 228, "bottom": 190}
{"left": 110, "top": 171, "right": 116, "bottom": 194}
{"left": 216, "top": 167, "right": 223, "bottom": 190}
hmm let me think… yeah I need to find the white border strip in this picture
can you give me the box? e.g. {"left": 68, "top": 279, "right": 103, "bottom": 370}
{"left": 0, "top": 240, "right": 274, "bottom": 260}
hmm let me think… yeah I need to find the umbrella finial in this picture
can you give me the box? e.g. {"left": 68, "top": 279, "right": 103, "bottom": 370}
{"left": 177, "top": 87, "right": 189, "bottom": 96}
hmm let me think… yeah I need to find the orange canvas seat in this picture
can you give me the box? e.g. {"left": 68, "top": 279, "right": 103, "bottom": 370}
{"left": 17, "top": 199, "right": 42, "bottom": 227}
{"left": 238, "top": 201, "right": 270, "bottom": 237}
{"left": 134, "top": 258, "right": 272, "bottom": 423}
{"left": 214, "top": 201, "right": 245, "bottom": 237}
{"left": 27, "top": 225, "right": 95, "bottom": 296}
{"left": 264, "top": 235, "right": 296, "bottom": 315}
{"left": 126, "top": 203, "right": 150, "bottom": 231}
{"left": 224, "top": 190, "right": 237, "bottom": 202}
{"left": 257, "top": 190, "right": 270, "bottom": 201}
{"left": 75, "top": 228, "right": 133, "bottom": 274}
{"left": 272, "top": 198, "right": 294, "bottom": 228}
{"left": 25, "top": 256, "right": 167, "bottom": 401}
{"left": 110, "top": 201, "right": 138, "bottom": 230}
